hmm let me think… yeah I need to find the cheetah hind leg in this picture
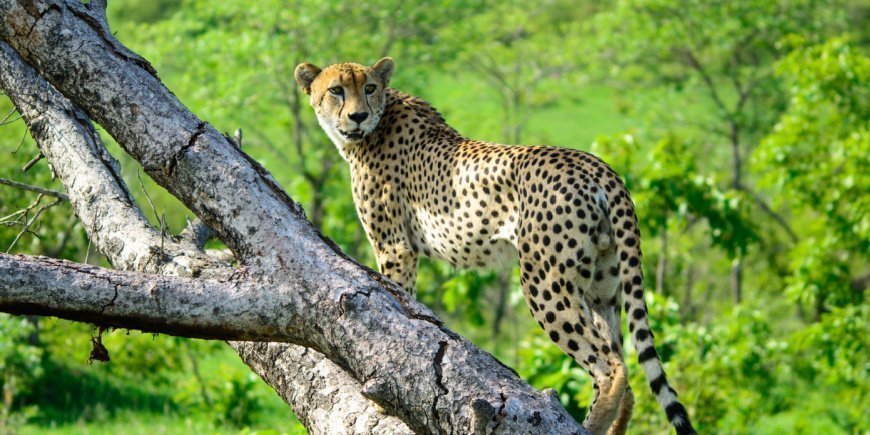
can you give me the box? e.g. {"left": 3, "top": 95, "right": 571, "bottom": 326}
{"left": 583, "top": 203, "right": 634, "bottom": 435}
{"left": 588, "top": 301, "right": 633, "bottom": 435}
{"left": 516, "top": 237, "right": 625, "bottom": 435}
{"left": 601, "top": 300, "right": 634, "bottom": 435}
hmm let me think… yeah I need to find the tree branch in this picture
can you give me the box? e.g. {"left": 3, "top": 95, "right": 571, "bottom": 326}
{"left": 0, "top": 253, "right": 267, "bottom": 340}
{"left": 0, "top": 1, "right": 585, "bottom": 432}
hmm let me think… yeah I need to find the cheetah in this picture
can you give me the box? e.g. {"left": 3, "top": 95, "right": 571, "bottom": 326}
{"left": 295, "top": 57, "right": 697, "bottom": 435}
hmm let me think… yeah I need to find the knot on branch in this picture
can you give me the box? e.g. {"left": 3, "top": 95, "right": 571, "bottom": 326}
{"left": 362, "top": 377, "right": 393, "bottom": 407}
{"left": 471, "top": 398, "right": 496, "bottom": 433}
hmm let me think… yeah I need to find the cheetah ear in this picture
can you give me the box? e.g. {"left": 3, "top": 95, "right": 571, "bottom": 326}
{"left": 294, "top": 63, "right": 322, "bottom": 95}
{"left": 371, "top": 57, "right": 395, "bottom": 85}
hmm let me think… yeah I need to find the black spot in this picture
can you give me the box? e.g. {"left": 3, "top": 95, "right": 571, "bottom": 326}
{"left": 562, "top": 322, "right": 573, "bottom": 333}
{"left": 567, "top": 340, "right": 579, "bottom": 351}
{"left": 549, "top": 331, "right": 560, "bottom": 342}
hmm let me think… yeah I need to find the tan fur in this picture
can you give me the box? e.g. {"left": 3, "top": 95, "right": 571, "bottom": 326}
{"left": 296, "top": 59, "right": 696, "bottom": 435}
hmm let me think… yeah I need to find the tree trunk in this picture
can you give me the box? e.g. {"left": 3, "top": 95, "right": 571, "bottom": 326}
{"left": 0, "top": 1, "right": 587, "bottom": 433}
{"left": 731, "top": 258, "right": 742, "bottom": 304}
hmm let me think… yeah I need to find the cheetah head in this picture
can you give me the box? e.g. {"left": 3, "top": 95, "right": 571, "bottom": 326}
{"left": 294, "top": 57, "right": 394, "bottom": 154}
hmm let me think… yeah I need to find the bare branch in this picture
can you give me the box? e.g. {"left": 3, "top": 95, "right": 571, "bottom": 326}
{"left": 0, "top": 39, "right": 223, "bottom": 278}
{"left": 5, "top": 195, "right": 63, "bottom": 253}
{"left": 736, "top": 184, "right": 799, "bottom": 243}
{"left": 679, "top": 48, "right": 731, "bottom": 118}
{"left": 0, "top": 176, "right": 68, "bottom": 200}
{"left": 21, "top": 152, "right": 43, "bottom": 171}
{"left": 232, "top": 342, "right": 413, "bottom": 434}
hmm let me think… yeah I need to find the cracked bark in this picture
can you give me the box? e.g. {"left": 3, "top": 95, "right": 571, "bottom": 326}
{"left": 0, "top": 0, "right": 588, "bottom": 433}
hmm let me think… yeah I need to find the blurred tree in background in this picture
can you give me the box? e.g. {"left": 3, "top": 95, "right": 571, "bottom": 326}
{"left": 0, "top": 0, "right": 866, "bottom": 433}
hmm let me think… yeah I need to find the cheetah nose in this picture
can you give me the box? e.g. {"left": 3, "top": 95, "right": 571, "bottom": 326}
{"left": 348, "top": 112, "right": 369, "bottom": 124}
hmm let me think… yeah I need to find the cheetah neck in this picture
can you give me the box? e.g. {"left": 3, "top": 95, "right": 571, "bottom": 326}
{"left": 344, "top": 88, "right": 462, "bottom": 166}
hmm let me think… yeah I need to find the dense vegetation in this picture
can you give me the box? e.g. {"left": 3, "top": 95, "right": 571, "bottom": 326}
{"left": 1, "top": 0, "right": 866, "bottom": 433}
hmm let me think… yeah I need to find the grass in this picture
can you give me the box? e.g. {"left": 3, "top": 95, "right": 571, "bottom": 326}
{"left": 15, "top": 328, "right": 303, "bottom": 435}
{"left": 425, "top": 74, "right": 633, "bottom": 148}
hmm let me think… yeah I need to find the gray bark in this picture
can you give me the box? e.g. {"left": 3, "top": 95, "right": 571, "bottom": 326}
{"left": 0, "top": 0, "right": 587, "bottom": 433}
{"left": 232, "top": 342, "right": 414, "bottom": 435}
{"left": 0, "top": 36, "right": 411, "bottom": 434}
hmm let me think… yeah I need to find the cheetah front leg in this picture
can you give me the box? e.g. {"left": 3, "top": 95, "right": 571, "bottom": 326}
{"left": 374, "top": 241, "right": 419, "bottom": 296}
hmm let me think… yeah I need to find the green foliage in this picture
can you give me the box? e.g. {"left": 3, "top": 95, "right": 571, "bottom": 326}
{"left": 593, "top": 133, "right": 758, "bottom": 257}
{"left": 754, "top": 36, "right": 868, "bottom": 310}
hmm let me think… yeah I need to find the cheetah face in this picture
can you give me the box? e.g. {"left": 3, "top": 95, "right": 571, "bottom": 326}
{"left": 294, "top": 57, "right": 394, "bottom": 155}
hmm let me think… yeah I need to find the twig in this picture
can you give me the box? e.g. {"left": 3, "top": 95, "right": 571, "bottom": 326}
{"left": 137, "top": 169, "right": 161, "bottom": 225}
{"left": 12, "top": 128, "right": 27, "bottom": 153}
{"left": 83, "top": 212, "right": 99, "bottom": 265}
{"left": 0, "top": 114, "right": 22, "bottom": 126}
{"left": 136, "top": 169, "right": 167, "bottom": 254}
{"left": 0, "top": 194, "right": 41, "bottom": 225}
{"left": 737, "top": 184, "right": 799, "bottom": 243}
{"left": 680, "top": 48, "right": 732, "bottom": 120}
{"left": 0, "top": 107, "right": 16, "bottom": 125}
{"left": 5, "top": 194, "right": 63, "bottom": 253}
{"left": 21, "top": 153, "right": 43, "bottom": 172}
{"left": 0, "top": 177, "right": 69, "bottom": 200}
{"left": 233, "top": 128, "right": 242, "bottom": 148}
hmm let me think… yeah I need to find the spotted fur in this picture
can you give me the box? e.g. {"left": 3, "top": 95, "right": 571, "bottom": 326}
{"left": 295, "top": 58, "right": 696, "bottom": 435}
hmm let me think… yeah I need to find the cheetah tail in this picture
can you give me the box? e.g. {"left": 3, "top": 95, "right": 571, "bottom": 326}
{"left": 616, "top": 214, "right": 697, "bottom": 435}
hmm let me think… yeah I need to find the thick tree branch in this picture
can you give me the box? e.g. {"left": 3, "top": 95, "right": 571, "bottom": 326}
{"left": 0, "top": 253, "right": 264, "bottom": 339}
{"left": 0, "top": 1, "right": 586, "bottom": 432}
{"left": 0, "top": 39, "right": 411, "bottom": 433}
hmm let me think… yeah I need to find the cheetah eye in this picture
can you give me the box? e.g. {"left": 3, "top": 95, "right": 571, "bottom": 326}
{"left": 328, "top": 86, "right": 344, "bottom": 96}
{"left": 365, "top": 84, "right": 377, "bottom": 95}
